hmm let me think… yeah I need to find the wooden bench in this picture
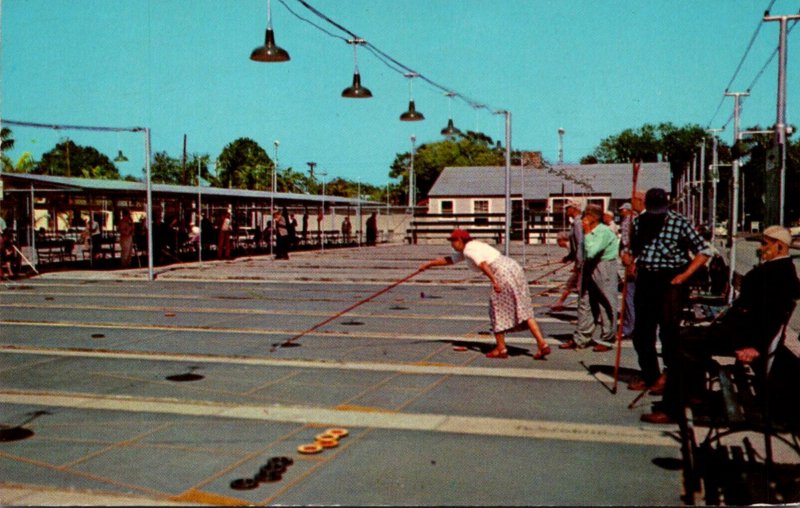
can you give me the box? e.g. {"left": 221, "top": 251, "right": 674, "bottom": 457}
{"left": 680, "top": 307, "right": 799, "bottom": 505}
{"left": 405, "top": 227, "right": 505, "bottom": 244}
{"left": 35, "top": 238, "right": 75, "bottom": 264}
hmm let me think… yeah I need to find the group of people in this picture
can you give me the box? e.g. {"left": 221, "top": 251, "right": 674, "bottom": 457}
{"left": 339, "top": 212, "right": 379, "bottom": 246}
{"left": 420, "top": 187, "right": 799, "bottom": 428}
{"left": 1, "top": 217, "right": 21, "bottom": 279}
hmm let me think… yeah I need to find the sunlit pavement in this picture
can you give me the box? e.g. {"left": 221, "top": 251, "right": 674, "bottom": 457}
{"left": 1, "top": 241, "right": 797, "bottom": 506}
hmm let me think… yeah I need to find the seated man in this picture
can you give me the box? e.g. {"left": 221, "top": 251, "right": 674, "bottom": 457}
{"left": 642, "top": 225, "right": 800, "bottom": 424}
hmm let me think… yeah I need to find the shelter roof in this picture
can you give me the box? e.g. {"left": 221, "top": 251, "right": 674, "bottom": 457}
{"left": 0, "top": 172, "right": 371, "bottom": 206}
{"left": 427, "top": 162, "right": 671, "bottom": 199}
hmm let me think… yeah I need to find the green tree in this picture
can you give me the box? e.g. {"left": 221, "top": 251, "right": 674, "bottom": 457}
{"left": 36, "top": 140, "right": 120, "bottom": 179}
{"left": 147, "top": 152, "right": 211, "bottom": 185}
{"left": 388, "top": 130, "right": 503, "bottom": 204}
{"left": 1, "top": 127, "right": 14, "bottom": 152}
{"left": 216, "top": 137, "right": 272, "bottom": 190}
{"left": 3, "top": 152, "right": 35, "bottom": 173}
{"left": 590, "top": 122, "right": 711, "bottom": 195}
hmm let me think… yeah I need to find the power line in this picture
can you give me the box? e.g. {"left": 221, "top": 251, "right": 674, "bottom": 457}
{"left": 709, "top": 3, "right": 800, "bottom": 130}
{"left": 279, "top": 0, "right": 503, "bottom": 115}
{"left": 717, "top": 11, "right": 799, "bottom": 131}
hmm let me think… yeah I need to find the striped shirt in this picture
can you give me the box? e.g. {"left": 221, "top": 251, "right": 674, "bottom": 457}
{"left": 632, "top": 211, "right": 712, "bottom": 270}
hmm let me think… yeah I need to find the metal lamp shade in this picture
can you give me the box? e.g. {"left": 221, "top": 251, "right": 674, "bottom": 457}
{"left": 400, "top": 100, "right": 424, "bottom": 121}
{"left": 441, "top": 118, "right": 461, "bottom": 137}
{"left": 250, "top": 28, "right": 290, "bottom": 62}
{"left": 342, "top": 72, "right": 373, "bottom": 98}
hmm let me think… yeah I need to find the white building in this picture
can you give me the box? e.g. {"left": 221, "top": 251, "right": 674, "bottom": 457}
{"left": 414, "top": 162, "right": 671, "bottom": 243}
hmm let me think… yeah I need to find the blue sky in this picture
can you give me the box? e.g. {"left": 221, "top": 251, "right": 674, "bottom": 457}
{"left": 1, "top": 0, "right": 799, "bottom": 186}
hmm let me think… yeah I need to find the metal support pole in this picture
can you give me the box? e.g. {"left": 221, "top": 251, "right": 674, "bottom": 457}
{"left": 686, "top": 157, "right": 697, "bottom": 224}
{"left": 698, "top": 140, "right": 706, "bottom": 226}
{"left": 724, "top": 91, "right": 748, "bottom": 304}
{"left": 271, "top": 141, "right": 279, "bottom": 257}
{"left": 763, "top": 12, "right": 800, "bottom": 225}
{"left": 145, "top": 127, "right": 153, "bottom": 281}
{"left": 500, "top": 110, "right": 511, "bottom": 257}
{"left": 706, "top": 128, "right": 723, "bottom": 241}
{"left": 408, "top": 135, "right": 416, "bottom": 211}
{"left": 197, "top": 158, "right": 202, "bottom": 266}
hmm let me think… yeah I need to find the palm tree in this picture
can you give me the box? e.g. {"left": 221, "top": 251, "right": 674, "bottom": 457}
{"left": 1, "top": 127, "right": 14, "bottom": 153}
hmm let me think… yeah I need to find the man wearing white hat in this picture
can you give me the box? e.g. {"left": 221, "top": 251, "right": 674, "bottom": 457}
{"left": 553, "top": 198, "right": 585, "bottom": 320}
{"left": 642, "top": 225, "right": 800, "bottom": 424}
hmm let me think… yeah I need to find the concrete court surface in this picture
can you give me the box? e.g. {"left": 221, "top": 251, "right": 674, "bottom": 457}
{"left": 0, "top": 241, "right": 797, "bottom": 506}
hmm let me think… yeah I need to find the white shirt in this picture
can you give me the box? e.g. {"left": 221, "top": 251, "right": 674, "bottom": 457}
{"left": 450, "top": 240, "right": 501, "bottom": 272}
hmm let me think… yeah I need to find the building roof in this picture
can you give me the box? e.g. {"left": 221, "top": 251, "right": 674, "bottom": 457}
{"left": 0, "top": 172, "right": 371, "bottom": 206}
{"left": 427, "top": 162, "right": 671, "bottom": 200}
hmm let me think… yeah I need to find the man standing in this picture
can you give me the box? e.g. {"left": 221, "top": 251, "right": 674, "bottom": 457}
{"left": 118, "top": 209, "right": 135, "bottom": 268}
{"left": 341, "top": 216, "right": 353, "bottom": 244}
{"left": 556, "top": 198, "right": 585, "bottom": 324}
{"left": 562, "top": 204, "right": 620, "bottom": 351}
{"left": 622, "top": 188, "right": 712, "bottom": 398}
{"left": 366, "top": 212, "right": 378, "bottom": 246}
{"left": 618, "top": 194, "right": 644, "bottom": 341}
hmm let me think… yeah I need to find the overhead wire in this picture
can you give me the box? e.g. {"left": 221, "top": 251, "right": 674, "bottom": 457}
{"left": 706, "top": 0, "right": 775, "bottom": 128}
{"left": 278, "top": 0, "right": 503, "bottom": 115}
{"left": 709, "top": 2, "right": 800, "bottom": 130}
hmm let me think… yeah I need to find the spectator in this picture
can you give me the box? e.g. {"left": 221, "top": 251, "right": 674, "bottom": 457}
{"left": 617, "top": 200, "right": 642, "bottom": 341}
{"left": 217, "top": 211, "right": 232, "bottom": 260}
{"left": 118, "top": 208, "right": 135, "bottom": 268}
{"left": 341, "top": 216, "right": 353, "bottom": 244}
{"left": 89, "top": 213, "right": 102, "bottom": 260}
{"left": 603, "top": 211, "right": 620, "bottom": 236}
{"left": 642, "top": 225, "right": 800, "bottom": 424}
{"left": 621, "top": 188, "right": 712, "bottom": 400}
{"left": 273, "top": 209, "right": 290, "bottom": 260}
{"left": 366, "top": 212, "right": 378, "bottom": 246}
{"left": 1, "top": 230, "right": 21, "bottom": 279}
{"left": 302, "top": 209, "right": 309, "bottom": 244}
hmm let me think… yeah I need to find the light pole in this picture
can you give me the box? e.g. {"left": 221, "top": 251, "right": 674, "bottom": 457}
{"left": 724, "top": 91, "right": 749, "bottom": 304}
{"left": 496, "top": 110, "right": 512, "bottom": 257}
{"left": 557, "top": 127, "right": 565, "bottom": 165}
{"left": 763, "top": 11, "right": 800, "bottom": 225}
{"left": 408, "top": 134, "right": 416, "bottom": 212}
{"left": 320, "top": 170, "right": 327, "bottom": 252}
{"left": 706, "top": 127, "right": 724, "bottom": 242}
{"left": 197, "top": 157, "right": 202, "bottom": 265}
{"left": 357, "top": 178, "right": 362, "bottom": 247}
{"left": 272, "top": 140, "right": 279, "bottom": 257}
{"left": 698, "top": 141, "right": 705, "bottom": 226}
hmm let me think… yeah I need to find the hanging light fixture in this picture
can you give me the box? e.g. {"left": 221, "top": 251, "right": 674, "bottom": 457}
{"left": 250, "top": 0, "right": 290, "bottom": 62}
{"left": 114, "top": 150, "right": 128, "bottom": 163}
{"left": 400, "top": 72, "right": 424, "bottom": 121}
{"left": 342, "top": 38, "right": 372, "bottom": 98}
{"left": 440, "top": 91, "right": 461, "bottom": 137}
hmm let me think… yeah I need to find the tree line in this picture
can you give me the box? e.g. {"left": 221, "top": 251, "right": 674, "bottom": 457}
{"left": 1, "top": 124, "right": 797, "bottom": 224}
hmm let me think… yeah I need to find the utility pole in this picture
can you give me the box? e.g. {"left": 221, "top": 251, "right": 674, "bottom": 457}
{"left": 698, "top": 140, "right": 706, "bottom": 226}
{"left": 306, "top": 161, "right": 316, "bottom": 183}
{"left": 763, "top": 11, "right": 800, "bottom": 225}
{"left": 706, "top": 128, "right": 724, "bottom": 242}
{"left": 408, "top": 134, "right": 416, "bottom": 212}
{"left": 724, "top": 91, "right": 749, "bottom": 304}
